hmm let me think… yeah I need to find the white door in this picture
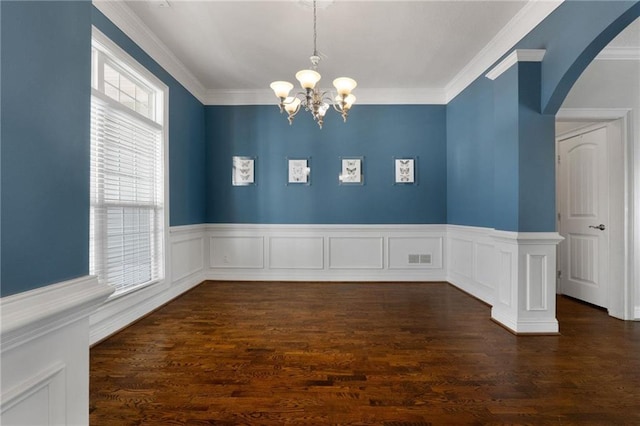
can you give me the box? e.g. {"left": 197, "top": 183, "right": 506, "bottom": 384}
{"left": 557, "top": 125, "right": 609, "bottom": 308}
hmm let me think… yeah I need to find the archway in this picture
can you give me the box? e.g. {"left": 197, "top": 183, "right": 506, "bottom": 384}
{"left": 552, "top": 15, "right": 639, "bottom": 320}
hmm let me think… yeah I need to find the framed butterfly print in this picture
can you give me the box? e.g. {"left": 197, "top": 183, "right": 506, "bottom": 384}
{"left": 394, "top": 157, "right": 417, "bottom": 184}
{"left": 232, "top": 156, "right": 256, "bottom": 186}
{"left": 287, "top": 157, "right": 311, "bottom": 185}
{"left": 339, "top": 157, "right": 363, "bottom": 185}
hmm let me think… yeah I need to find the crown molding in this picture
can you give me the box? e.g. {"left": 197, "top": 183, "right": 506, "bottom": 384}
{"left": 204, "top": 88, "right": 448, "bottom": 106}
{"left": 445, "top": 0, "right": 563, "bottom": 102}
{"left": 94, "top": 0, "right": 562, "bottom": 106}
{"left": 93, "top": 0, "right": 208, "bottom": 104}
{"left": 485, "top": 49, "right": 546, "bottom": 81}
{"left": 595, "top": 46, "right": 640, "bottom": 61}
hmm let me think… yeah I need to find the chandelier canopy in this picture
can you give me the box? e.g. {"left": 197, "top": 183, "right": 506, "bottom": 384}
{"left": 270, "top": 0, "right": 357, "bottom": 129}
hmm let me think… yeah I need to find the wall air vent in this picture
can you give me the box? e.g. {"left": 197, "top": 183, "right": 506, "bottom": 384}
{"left": 408, "top": 254, "right": 432, "bottom": 264}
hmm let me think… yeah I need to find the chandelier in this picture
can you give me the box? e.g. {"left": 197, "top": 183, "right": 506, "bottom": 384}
{"left": 269, "top": 0, "right": 357, "bottom": 129}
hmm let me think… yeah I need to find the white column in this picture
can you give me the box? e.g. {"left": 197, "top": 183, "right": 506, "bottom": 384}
{"left": 491, "top": 231, "right": 564, "bottom": 334}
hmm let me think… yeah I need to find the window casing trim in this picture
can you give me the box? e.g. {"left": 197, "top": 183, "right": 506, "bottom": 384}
{"left": 91, "top": 26, "right": 170, "bottom": 300}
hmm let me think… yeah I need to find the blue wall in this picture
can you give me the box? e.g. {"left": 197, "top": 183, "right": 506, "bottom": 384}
{"left": 0, "top": 4, "right": 206, "bottom": 297}
{"left": 446, "top": 0, "right": 639, "bottom": 232}
{"left": 205, "top": 105, "right": 447, "bottom": 224}
{"left": 2, "top": 1, "right": 637, "bottom": 297}
{"left": 1, "top": 1, "right": 92, "bottom": 297}
{"left": 446, "top": 77, "right": 495, "bottom": 228}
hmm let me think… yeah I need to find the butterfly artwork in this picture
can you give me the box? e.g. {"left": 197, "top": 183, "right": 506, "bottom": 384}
{"left": 288, "top": 159, "right": 309, "bottom": 184}
{"left": 340, "top": 158, "right": 362, "bottom": 184}
{"left": 232, "top": 156, "right": 255, "bottom": 185}
{"left": 395, "top": 158, "right": 415, "bottom": 183}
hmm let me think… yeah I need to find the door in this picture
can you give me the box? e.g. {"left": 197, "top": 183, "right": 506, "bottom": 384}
{"left": 557, "top": 125, "right": 609, "bottom": 308}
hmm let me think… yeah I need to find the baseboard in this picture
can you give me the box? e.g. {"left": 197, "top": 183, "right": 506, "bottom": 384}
{"left": 491, "top": 307, "right": 559, "bottom": 334}
{"left": 89, "top": 272, "right": 204, "bottom": 345}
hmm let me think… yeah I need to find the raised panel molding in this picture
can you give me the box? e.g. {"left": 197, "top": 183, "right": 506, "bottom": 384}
{"left": 1, "top": 363, "right": 66, "bottom": 425}
{"left": 491, "top": 230, "right": 563, "bottom": 334}
{"left": 329, "top": 237, "right": 384, "bottom": 269}
{"left": 388, "top": 237, "right": 443, "bottom": 269}
{"left": 210, "top": 236, "right": 264, "bottom": 269}
{"left": 498, "top": 251, "right": 514, "bottom": 306}
{"left": 172, "top": 236, "right": 204, "bottom": 282}
{"left": 269, "top": 237, "right": 324, "bottom": 270}
{"left": 527, "top": 254, "right": 548, "bottom": 311}
{"left": 450, "top": 238, "right": 474, "bottom": 278}
{"left": 206, "top": 224, "right": 446, "bottom": 281}
{"left": 446, "top": 225, "right": 496, "bottom": 305}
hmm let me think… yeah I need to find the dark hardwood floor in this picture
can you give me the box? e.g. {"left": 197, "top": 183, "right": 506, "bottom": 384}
{"left": 90, "top": 281, "right": 640, "bottom": 425}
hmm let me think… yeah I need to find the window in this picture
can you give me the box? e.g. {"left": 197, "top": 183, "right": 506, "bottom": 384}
{"left": 90, "top": 29, "right": 167, "bottom": 297}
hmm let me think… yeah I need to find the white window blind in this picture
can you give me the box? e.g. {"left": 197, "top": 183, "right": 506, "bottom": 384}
{"left": 90, "top": 32, "right": 166, "bottom": 297}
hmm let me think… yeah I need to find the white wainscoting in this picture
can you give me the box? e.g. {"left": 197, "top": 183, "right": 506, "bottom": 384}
{"left": 490, "top": 230, "right": 563, "bottom": 334}
{"left": 446, "top": 225, "right": 497, "bottom": 305}
{"left": 205, "top": 224, "right": 448, "bottom": 282}
{"left": 446, "top": 225, "right": 563, "bottom": 333}
{"left": 0, "top": 276, "right": 112, "bottom": 425}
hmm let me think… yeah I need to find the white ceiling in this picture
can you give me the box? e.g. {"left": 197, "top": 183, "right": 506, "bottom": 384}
{"left": 95, "top": 1, "right": 637, "bottom": 105}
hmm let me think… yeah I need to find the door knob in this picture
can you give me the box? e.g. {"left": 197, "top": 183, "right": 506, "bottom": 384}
{"left": 588, "top": 224, "right": 606, "bottom": 231}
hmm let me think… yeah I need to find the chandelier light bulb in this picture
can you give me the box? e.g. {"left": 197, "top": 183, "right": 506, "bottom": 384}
{"left": 284, "top": 97, "right": 301, "bottom": 114}
{"left": 295, "top": 69, "right": 321, "bottom": 89}
{"left": 344, "top": 94, "right": 356, "bottom": 109}
{"left": 332, "top": 77, "right": 357, "bottom": 96}
{"left": 270, "top": 81, "right": 294, "bottom": 99}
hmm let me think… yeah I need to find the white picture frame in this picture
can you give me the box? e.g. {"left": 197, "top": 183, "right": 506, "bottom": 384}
{"left": 339, "top": 157, "right": 364, "bottom": 185}
{"left": 394, "top": 157, "right": 417, "bottom": 184}
{"left": 287, "top": 158, "right": 311, "bottom": 185}
{"left": 232, "top": 156, "right": 255, "bottom": 186}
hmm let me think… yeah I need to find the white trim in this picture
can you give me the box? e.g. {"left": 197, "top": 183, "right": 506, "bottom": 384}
{"left": 489, "top": 230, "right": 562, "bottom": 334}
{"left": 1, "top": 276, "right": 110, "bottom": 425}
{"left": 491, "top": 230, "right": 563, "bottom": 245}
{"left": 1, "top": 363, "right": 66, "bottom": 416}
{"left": 204, "top": 87, "right": 448, "bottom": 106}
{"left": 556, "top": 108, "right": 635, "bottom": 320}
{"left": 205, "top": 223, "right": 447, "bottom": 282}
{"left": 596, "top": 47, "right": 640, "bottom": 61}
{"left": 485, "top": 49, "right": 547, "bottom": 81}
{"left": 556, "top": 107, "right": 632, "bottom": 122}
{"left": 446, "top": 0, "right": 562, "bottom": 101}
{"left": 87, "top": 223, "right": 570, "bottom": 343}
{"left": 92, "top": 0, "right": 207, "bottom": 103}
{"left": 0, "top": 276, "right": 113, "bottom": 352}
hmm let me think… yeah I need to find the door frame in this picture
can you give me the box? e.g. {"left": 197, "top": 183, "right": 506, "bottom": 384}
{"left": 556, "top": 108, "right": 634, "bottom": 320}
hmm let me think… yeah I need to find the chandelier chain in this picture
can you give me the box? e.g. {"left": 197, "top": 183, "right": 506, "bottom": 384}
{"left": 313, "top": 0, "right": 318, "bottom": 57}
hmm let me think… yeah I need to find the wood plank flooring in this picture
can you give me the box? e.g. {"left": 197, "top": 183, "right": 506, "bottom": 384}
{"left": 90, "top": 281, "right": 640, "bottom": 425}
